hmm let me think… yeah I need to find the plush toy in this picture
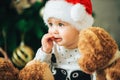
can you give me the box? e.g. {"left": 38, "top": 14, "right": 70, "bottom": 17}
{"left": 18, "top": 60, "right": 54, "bottom": 80}
{"left": 78, "top": 27, "right": 120, "bottom": 80}
{"left": 0, "top": 48, "right": 19, "bottom": 80}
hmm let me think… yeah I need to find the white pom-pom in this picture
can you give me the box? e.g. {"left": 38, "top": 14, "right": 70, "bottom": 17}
{"left": 71, "top": 4, "right": 86, "bottom": 22}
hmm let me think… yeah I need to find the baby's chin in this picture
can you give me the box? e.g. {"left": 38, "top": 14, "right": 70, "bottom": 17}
{"left": 54, "top": 41, "right": 64, "bottom": 46}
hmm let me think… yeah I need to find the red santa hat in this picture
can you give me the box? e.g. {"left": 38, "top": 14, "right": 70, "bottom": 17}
{"left": 43, "top": 0, "right": 94, "bottom": 30}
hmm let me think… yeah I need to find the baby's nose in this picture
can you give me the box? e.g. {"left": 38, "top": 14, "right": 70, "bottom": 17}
{"left": 52, "top": 27, "right": 59, "bottom": 34}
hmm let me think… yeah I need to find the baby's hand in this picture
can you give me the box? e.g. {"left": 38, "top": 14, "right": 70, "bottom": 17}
{"left": 41, "top": 33, "right": 54, "bottom": 54}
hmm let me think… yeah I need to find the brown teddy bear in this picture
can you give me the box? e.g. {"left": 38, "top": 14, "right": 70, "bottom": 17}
{"left": 78, "top": 27, "right": 120, "bottom": 80}
{"left": 18, "top": 60, "right": 54, "bottom": 80}
{"left": 0, "top": 48, "right": 19, "bottom": 80}
{"left": 0, "top": 48, "right": 54, "bottom": 80}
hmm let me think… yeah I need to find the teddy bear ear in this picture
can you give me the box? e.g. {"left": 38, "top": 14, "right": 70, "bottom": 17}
{"left": 78, "top": 27, "right": 104, "bottom": 73}
{"left": 78, "top": 56, "right": 97, "bottom": 74}
{"left": 78, "top": 27, "right": 102, "bottom": 55}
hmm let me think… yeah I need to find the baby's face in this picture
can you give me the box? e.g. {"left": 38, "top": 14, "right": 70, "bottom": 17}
{"left": 47, "top": 18, "right": 79, "bottom": 49}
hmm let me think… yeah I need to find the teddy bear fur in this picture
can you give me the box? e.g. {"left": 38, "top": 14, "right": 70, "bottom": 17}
{"left": 0, "top": 48, "right": 19, "bottom": 80}
{"left": 18, "top": 60, "right": 54, "bottom": 80}
{"left": 78, "top": 27, "right": 120, "bottom": 80}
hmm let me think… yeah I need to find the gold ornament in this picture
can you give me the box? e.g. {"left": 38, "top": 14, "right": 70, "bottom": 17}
{"left": 12, "top": 42, "right": 34, "bottom": 68}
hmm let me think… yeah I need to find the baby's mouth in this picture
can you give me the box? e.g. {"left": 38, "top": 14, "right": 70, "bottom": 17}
{"left": 54, "top": 38, "right": 62, "bottom": 42}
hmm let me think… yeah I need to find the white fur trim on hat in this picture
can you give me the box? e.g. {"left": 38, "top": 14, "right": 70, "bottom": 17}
{"left": 71, "top": 3, "right": 86, "bottom": 22}
{"left": 43, "top": 0, "right": 94, "bottom": 30}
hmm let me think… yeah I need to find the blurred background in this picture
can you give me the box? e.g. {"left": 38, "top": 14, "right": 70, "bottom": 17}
{"left": 0, "top": 0, "right": 48, "bottom": 69}
{"left": 92, "top": 0, "right": 120, "bottom": 49}
{"left": 0, "top": 0, "right": 120, "bottom": 69}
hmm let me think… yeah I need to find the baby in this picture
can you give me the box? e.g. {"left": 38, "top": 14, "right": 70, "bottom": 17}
{"left": 33, "top": 0, "right": 94, "bottom": 80}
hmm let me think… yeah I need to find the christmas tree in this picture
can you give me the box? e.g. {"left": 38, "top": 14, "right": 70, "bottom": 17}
{"left": 0, "top": 0, "right": 48, "bottom": 69}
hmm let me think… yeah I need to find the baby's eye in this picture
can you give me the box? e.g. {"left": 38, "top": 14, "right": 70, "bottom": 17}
{"left": 58, "top": 23, "right": 64, "bottom": 27}
{"left": 48, "top": 23, "right": 53, "bottom": 27}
